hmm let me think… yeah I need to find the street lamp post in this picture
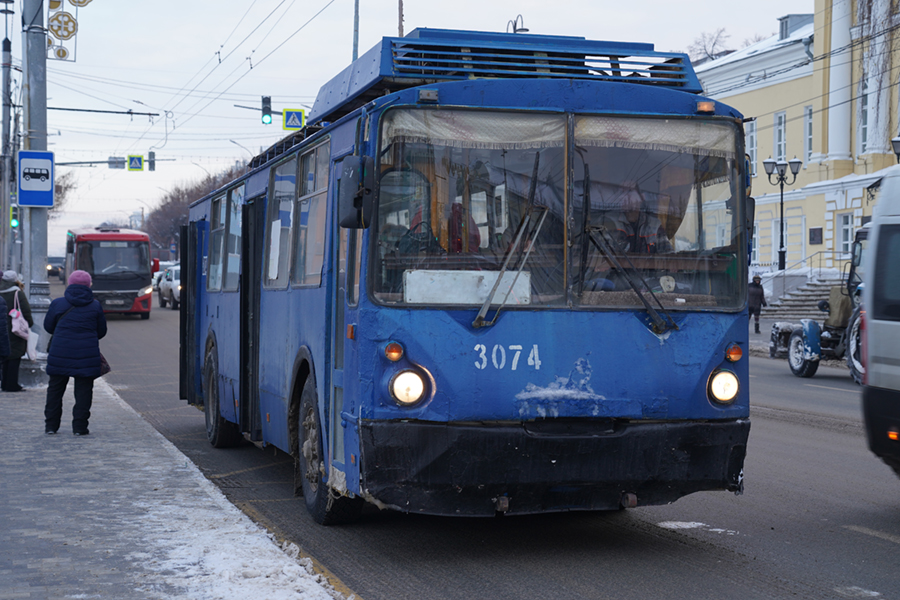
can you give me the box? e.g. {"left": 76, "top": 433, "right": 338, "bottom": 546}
{"left": 763, "top": 155, "right": 803, "bottom": 271}
{"left": 891, "top": 136, "right": 900, "bottom": 163}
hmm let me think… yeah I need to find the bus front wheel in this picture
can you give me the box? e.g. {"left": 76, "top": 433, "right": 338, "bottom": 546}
{"left": 204, "top": 350, "right": 241, "bottom": 448}
{"left": 297, "top": 378, "right": 362, "bottom": 525}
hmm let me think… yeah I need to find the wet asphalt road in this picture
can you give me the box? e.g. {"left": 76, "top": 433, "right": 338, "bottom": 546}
{"left": 88, "top": 285, "right": 897, "bottom": 600}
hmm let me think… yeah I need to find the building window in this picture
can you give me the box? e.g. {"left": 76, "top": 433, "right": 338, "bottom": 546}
{"left": 839, "top": 213, "right": 854, "bottom": 254}
{"left": 751, "top": 222, "right": 759, "bottom": 264}
{"left": 774, "top": 112, "right": 786, "bottom": 161}
{"left": 804, "top": 105, "right": 813, "bottom": 163}
{"left": 859, "top": 82, "right": 869, "bottom": 155}
{"left": 745, "top": 121, "right": 757, "bottom": 176}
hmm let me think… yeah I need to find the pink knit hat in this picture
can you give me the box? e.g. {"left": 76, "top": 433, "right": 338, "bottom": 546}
{"left": 68, "top": 270, "right": 92, "bottom": 287}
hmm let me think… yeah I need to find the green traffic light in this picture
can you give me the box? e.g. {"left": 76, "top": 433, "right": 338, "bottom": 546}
{"left": 10, "top": 218, "right": 17, "bottom": 227}
{"left": 262, "top": 113, "right": 272, "bottom": 125}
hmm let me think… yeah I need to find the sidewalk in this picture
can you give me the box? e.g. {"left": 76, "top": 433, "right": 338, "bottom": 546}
{"left": 0, "top": 379, "right": 348, "bottom": 600}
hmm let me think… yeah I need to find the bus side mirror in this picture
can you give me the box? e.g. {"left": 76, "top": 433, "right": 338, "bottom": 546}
{"left": 338, "top": 156, "right": 374, "bottom": 229}
{"left": 152, "top": 258, "right": 160, "bottom": 274}
{"left": 66, "top": 238, "right": 74, "bottom": 254}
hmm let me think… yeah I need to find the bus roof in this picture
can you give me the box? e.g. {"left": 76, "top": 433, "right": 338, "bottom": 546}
{"left": 308, "top": 28, "right": 702, "bottom": 126}
{"left": 68, "top": 226, "right": 150, "bottom": 242}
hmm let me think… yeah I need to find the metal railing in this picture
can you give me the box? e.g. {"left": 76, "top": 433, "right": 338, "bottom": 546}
{"left": 754, "top": 250, "right": 850, "bottom": 303}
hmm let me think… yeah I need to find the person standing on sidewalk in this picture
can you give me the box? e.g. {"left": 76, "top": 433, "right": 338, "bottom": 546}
{"left": 43, "top": 270, "right": 107, "bottom": 435}
{"left": 749, "top": 275, "right": 767, "bottom": 334}
{"left": 0, "top": 271, "right": 33, "bottom": 392}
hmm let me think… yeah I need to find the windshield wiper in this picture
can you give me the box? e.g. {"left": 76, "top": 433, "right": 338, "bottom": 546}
{"left": 473, "top": 153, "right": 547, "bottom": 329}
{"left": 580, "top": 163, "right": 678, "bottom": 335}
{"left": 96, "top": 269, "right": 146, "bottom": 278}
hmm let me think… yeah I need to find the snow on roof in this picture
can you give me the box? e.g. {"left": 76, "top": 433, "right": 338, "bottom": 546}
{"left": 694, "top": 22, "right": 814, "bottom": 73}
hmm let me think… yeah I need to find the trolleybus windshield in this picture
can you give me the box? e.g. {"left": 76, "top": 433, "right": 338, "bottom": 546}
{"left": 373, "top": 108, "right": 742, "bottom": 311}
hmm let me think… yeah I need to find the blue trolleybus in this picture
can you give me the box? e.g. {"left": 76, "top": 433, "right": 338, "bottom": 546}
{"left": 180, "top": 29, "right": 752, "bottom": 524}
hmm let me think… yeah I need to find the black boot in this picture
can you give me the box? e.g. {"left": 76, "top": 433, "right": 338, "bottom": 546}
{"left": 754, "top": 323, "right": 760, "bottom": 334}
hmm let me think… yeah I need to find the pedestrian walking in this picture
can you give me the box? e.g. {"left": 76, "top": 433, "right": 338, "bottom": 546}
{"left": 0, "top": 271, "right": 32, "bottom": 391}
{"left": 43, "top": 270, "right": 107, "bottom": 435}
{"left": 749, "top": 275, "right": 767, "bottom": 334}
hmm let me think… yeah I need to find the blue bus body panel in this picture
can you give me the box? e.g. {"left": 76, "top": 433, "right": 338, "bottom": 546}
{"left": 355, "top": 308, "right": 748, "bottom": 424}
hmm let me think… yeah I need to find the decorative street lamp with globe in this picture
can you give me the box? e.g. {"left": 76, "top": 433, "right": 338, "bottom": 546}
{"left": 762, "top": 155, "right": 803, "bottom": 271}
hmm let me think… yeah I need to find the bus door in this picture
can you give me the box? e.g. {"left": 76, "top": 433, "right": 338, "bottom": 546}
{"left": 181, "top": 222, "right": 201, "bottom": 404}
{"left": 240, "top": 195, "right": 265, "bottom": 441}
{"left": 330, "top": 162, "right": 364, "bottom": 489}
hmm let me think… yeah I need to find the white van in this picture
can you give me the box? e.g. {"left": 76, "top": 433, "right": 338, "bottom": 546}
{"left": 862, "top": 168, "right": 900, "bottom": 477}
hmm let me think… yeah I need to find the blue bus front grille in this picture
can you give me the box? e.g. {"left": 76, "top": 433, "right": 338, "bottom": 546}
{"left": 390, "top": 40, "right": 697, "bottom": 88}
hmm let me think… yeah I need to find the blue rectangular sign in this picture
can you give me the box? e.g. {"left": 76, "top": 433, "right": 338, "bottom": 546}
{"left": 18, "top": 150, "right": 54, "bottom": 207}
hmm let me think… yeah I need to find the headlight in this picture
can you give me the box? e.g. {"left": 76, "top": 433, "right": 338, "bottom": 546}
{"left": 140, "top": 286, "right": 153, "bottom": 296}
{"left": 46, "top": 264, "right": 52, "bottom": 270}
{"left": 709, "top": 370, "right": 739, "bottom": 404}
{"left": 390, "top": 370, "right": 426, "bottom": 406}
{"left": 177, "top": 284, "right": 182, "bottom": 291}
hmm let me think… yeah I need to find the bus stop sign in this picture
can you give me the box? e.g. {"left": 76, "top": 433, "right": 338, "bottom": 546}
{"left": 17, "top": 150, "right": 54, "bottom": 207}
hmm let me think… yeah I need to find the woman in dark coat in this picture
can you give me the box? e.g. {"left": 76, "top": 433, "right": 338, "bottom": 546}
{"left": 0, "top": 270, "right": 33, "bottom": 391}
{"left": 748, "top": 274, "right": 768, "bottom": 334}
{"left": 43, "top": 270, "right": 107, "bottom": 435}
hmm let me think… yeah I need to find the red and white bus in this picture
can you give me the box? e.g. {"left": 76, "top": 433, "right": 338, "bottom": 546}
{"left": 65, "top": 227, "right": 158, "bottom": 319}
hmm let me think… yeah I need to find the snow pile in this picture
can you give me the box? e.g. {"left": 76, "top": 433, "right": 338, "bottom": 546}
{"left": 98, "top": 383, "right": 351, "bottom": 600}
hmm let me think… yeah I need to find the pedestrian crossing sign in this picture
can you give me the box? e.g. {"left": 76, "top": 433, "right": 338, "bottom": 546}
{"left": 127, "top": 155, "right": 144, "bottom": 171}
{"left": 283, "top": 109, "right": 306, "bottom": 131}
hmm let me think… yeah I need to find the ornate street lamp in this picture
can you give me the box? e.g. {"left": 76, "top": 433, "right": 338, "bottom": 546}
{"left": 763, "top": 155, "right": 803, "bottom": 271}
{"left": 891, "top": 136, "right": 900, "bottom": 164}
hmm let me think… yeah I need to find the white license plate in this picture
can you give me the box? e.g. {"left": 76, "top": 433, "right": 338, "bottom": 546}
{"left": 105, "top": 299, "right": 126, "bottom": 305}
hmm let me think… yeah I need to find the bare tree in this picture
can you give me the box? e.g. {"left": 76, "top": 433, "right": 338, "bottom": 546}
{"left": 48, "top": 170, "right": 76, "bottom": 219}
{"left": 144, "top": 164, "right": 247, "bottom": 252}
{"left": 687, "top": 28, "right": 733, "bottom": 63}
{"left": 742, "top": 33, "right": 772, "bottom": 48}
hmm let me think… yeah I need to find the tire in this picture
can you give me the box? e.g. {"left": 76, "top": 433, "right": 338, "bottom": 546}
{"left": 159, "top": 291, "right": 167, "bottom": 308}
{"left": 171, "top": 293, "right": 179, "bottom": 310}
{"left": 846, "top": 306, "right": 865, "bottom": 385}
{"left": 203, "top": 350, "right": 241, "bottom": 448}
{"left": 297, "top": 378, "right": 363, "bottom": 525}
{"left": 140, "top": 312, "right": 150, "bottom": 320}
{"left": 788, "top": 329, "right": 819, "bottom": 378}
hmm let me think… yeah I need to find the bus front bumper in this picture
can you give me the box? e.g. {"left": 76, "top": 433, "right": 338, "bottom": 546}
{"left": 358, "top": 418, "right": 749, "bottom": 516}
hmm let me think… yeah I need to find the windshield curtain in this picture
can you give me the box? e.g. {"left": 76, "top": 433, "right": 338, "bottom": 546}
{"left": 372, "top": 109, "right": 743, "bottom": 310}
{"left": 77, "top": 240, "right": 151, "bottom": 277}
{"left": 572, "top": 116, "right": 741, "bottom": 310}
{"left": 374, "top": 109, "right": 567, "bottom": 306}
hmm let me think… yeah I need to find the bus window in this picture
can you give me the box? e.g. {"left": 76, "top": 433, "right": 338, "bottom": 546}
{"left": 224, "top": 185, "right": 244, "bottom": 291}
{"left": 293, "top": 143, "right": 329, "bottom": 287}
{"left": 266, "top": 156, "right": 297, "bottom": 288}
{"left": 208, "top": 194, "right": 226, "bottom": 291}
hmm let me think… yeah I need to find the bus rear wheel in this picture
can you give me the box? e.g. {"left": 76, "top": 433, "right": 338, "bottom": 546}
{"left": 297, "top": 378, "right": 362, "bottom": 525}
{"left": 204, "top": 350, "right": 241, "bottom": 448}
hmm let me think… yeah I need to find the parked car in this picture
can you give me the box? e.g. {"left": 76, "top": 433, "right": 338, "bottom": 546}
{"left": 158, "top": 266, "right": 180, "bottom": 310}
{"left": 153, "top": 261, "right": 178, "bottom": 291}
{"left": 46, "top": 256, "right": 65, "bottom": 280}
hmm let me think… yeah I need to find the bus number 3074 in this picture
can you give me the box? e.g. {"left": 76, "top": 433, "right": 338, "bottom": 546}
{"left": 474, "top": 344, "right": 541, "bottom": 371}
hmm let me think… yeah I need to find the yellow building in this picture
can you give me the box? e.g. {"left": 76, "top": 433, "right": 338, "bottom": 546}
{"left": 697, "top": 0, "right": 895, "bottom": 277}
